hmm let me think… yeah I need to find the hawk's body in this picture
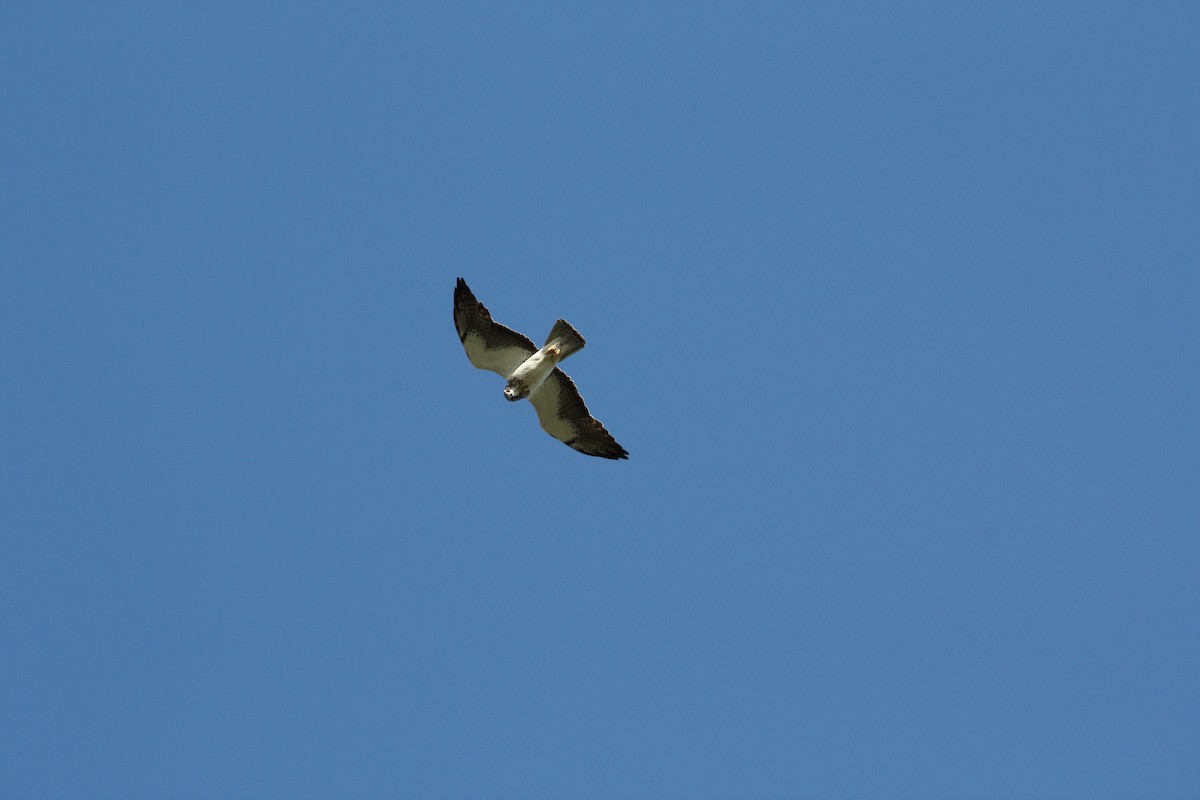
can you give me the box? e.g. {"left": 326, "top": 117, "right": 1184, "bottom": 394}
{"left": 453, "top": 278, "right": 628, "bottom": 460}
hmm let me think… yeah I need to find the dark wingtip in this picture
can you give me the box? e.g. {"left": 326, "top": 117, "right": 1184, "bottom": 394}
{"left": 598, "top": 445, "right": 630, "bottom": 460}
{"left": 454, "top": 278, "right": 470, "bottom": 335}
{"left": 454, "top": 277, "right": 474, "bottom": 309}
{"left": 570, "top": 440, "right": 629, "bottom": 460}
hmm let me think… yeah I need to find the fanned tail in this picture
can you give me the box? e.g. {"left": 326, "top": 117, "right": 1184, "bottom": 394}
{"left": 544, "top": 319, "right": 586, "bottom": 360}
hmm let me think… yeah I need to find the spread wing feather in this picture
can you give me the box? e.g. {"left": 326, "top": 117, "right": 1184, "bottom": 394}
{"left": 529, "top": 368, "right": 629, "bottom": 460}
{"left": 453, "top": 277, "right": 536, "bottom": 377}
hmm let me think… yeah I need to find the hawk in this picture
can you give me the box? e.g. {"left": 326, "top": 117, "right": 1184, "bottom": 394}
{"left": 453, "top": 277, "right": 629, "bottom": 460}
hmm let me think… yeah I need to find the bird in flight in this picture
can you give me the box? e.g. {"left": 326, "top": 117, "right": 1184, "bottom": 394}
{"left": 453, "top": 277, "right": 628, "bottom": 459}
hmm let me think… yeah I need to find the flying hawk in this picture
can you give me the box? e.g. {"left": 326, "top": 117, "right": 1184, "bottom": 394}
{"left": 453, "top": 277, "right": 628, "bottom": 460}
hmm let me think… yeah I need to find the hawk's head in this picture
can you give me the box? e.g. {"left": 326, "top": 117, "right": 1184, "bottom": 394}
{"left": 503, "top": 381, "right": 526, "bottom": 402}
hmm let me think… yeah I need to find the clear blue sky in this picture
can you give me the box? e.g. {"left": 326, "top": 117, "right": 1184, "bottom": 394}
{"left": 2, "top": 3, "right": 1197, "bottom": 798}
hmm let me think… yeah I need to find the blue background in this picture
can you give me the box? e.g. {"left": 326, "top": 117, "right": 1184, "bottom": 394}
{"left": 3, "top": 3, "right": 1197, "bottom": 797}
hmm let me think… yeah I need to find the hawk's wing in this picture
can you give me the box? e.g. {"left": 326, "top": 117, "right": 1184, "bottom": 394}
{"left": 453, "top": 277, "right": 537, "bottom": 377}
{"left": 529, "top": 368, "right": 629, "bottom": 459}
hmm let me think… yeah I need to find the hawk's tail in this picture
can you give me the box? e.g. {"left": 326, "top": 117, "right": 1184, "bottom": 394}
{"left": 544, "top": 319, "right": 586, "bottom": 360}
